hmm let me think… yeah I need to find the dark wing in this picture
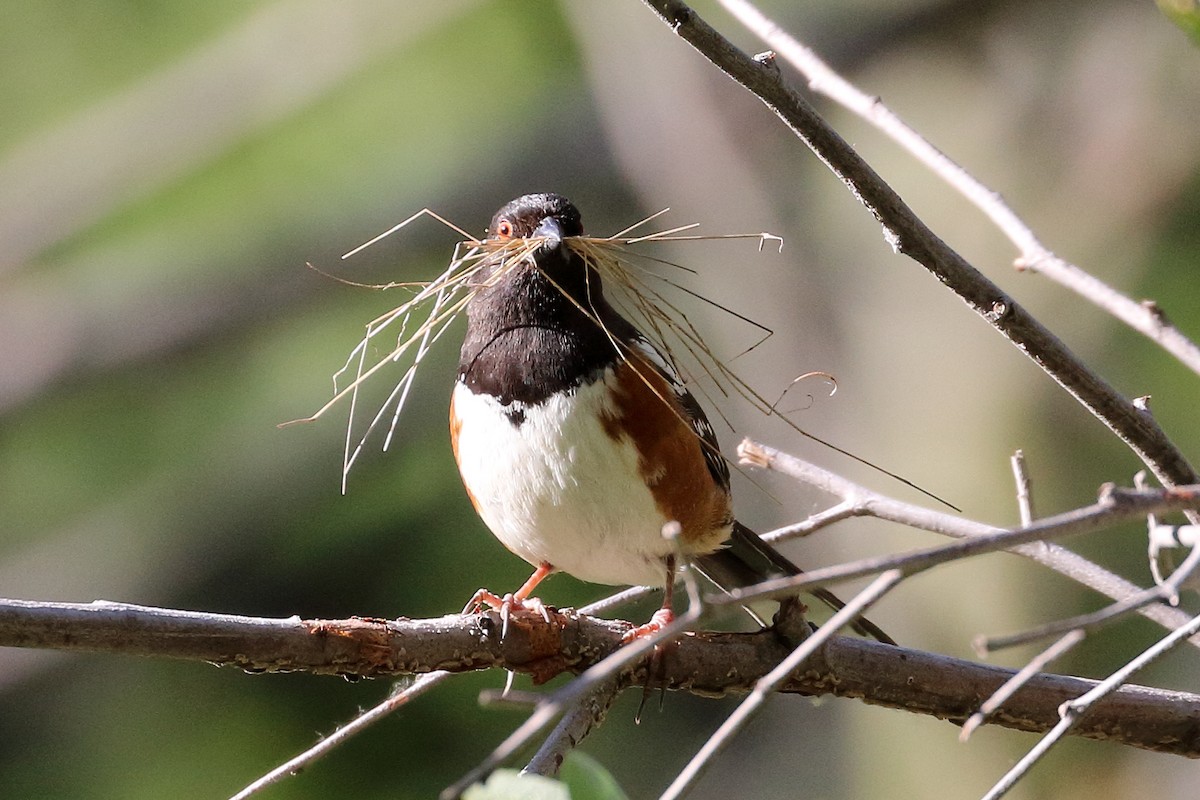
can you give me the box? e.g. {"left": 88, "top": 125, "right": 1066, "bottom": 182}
{"left": 623, "top": 333, "right": 894, "bottom": 645}
{"left": 625, "top": 333, "right": 730, "bottom": 494}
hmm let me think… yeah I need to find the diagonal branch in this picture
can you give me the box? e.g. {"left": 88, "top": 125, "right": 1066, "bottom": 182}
{"left": 983, "top": 612, "right": 1200, "bottom": 800}
{"left": 662, "top": 570, "right": 902, "bottom": 800}
{"left": 230, "top": 671, "right": 452, "bottom": 800}
{"left": 636, "top": 0, "right": 1198, "bottom": 494}
{"left": 522, "top": 674, "right": 624, "bottom": 778}
{"left": 715, "top": 0, "right": 1200, "bottom": 378}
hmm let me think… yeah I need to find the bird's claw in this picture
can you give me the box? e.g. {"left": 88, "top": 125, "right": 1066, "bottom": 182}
{"left": 464, "top": 588, "right": 551, "bottom": 639}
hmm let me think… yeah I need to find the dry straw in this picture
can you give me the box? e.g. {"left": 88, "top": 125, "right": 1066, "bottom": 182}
{"left": 284, "top": 206, "right": 939, "bottom": 505}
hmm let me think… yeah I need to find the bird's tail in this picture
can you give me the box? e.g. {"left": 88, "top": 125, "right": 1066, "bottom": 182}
{"left": 693, "top": 521, "right": 894, "bottom": 645}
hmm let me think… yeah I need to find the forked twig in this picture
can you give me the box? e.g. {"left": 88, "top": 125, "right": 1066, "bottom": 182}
{"left": 979, "top": 527, "right": 1200, "bottom": 655}
{"left": 440, "top": 563, "right": 707, "bottom": 800}
{"left": 443, "top": 524, "right": 712, "bottom": 798}
{"left": 714, "top": 495, "right": 1198, "bottom": 608}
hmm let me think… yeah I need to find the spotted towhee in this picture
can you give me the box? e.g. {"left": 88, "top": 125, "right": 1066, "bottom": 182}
{"left": 450, "top": 193, "right": 891, "bottom": 643}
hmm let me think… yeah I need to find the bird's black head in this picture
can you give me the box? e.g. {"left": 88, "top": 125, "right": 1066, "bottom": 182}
{"left": 459, "top": 194, "right": 624, "bottom": 401}
{"left": 474, "top": 192, "right": 600, "bottom": 308}
{"left": 487, "top": 192, "right": 584, "bottom": 242}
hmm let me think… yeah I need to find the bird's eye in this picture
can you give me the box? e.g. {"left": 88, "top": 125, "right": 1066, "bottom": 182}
{"left": 496, "top": 219, "right": 514, "bottom": 239}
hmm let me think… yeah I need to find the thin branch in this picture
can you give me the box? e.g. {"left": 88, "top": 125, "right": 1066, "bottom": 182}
{"left": 229, "top": 671, "right": 451, "bottom": 800}
{"left": 982, "top": 612, "right": 1200, "bottom": 800}
{"left": 714, "top": 0, "right": 1200, "bottom": 379}
{"left": 1011, "top": 449, "right": 1036, "bottom": 526}
{"left": 441, "top": 560, "right": 710, "bottom": 799}
{"left": 522, "top": 674, "right": 624, "bottom": 778}
{"left": 960, "top": 631, "right": 1086, "bottom": 742}
{"left": 578, "top": 585, "right": 657, "bottom": 616}
{"left": 661, "top": 570, "right": 901, "bottom": 800}
{"left": 760, "top": 499, "right": 857, "bottom": 541}
{"left": 568, "top": 502, "right": 855, "bottom": 623}
{"left": 637, "top": 0, "right": 1199, "bottom": 497}
{"left": 735, "top": 440, "right": 1200, "bottom": 644}
{"left": 980, "top": 530, "right": 1200, "bottom": 654}
{"left": 980, "top": 593, "right": 1167, "bottom": 654}
{"left": 713, "top": 488, "right": 1194, "bottom": 605}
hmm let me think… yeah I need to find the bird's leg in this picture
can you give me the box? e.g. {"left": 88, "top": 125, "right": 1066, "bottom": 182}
{"left": 621, "top": 555, "right": 677, "bottom": 643}
{"left": 464, "top": 562, "right": 554, "bottom": 638}
{"left": 628, "top": 556, "right": 680, "bottom": 720}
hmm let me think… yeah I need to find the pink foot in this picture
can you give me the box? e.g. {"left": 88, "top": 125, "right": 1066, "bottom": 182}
{"left": 621, "top": 607, "right": 675, "bottom": 644}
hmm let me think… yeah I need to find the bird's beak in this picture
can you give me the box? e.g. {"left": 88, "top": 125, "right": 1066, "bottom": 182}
{"left": 532, "top": 216, "right": 566, "bottom": 253}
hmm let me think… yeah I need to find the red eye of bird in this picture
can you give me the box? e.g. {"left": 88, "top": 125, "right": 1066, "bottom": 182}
{"left": 496, "top": 219, "right": 514, "bottom": 239}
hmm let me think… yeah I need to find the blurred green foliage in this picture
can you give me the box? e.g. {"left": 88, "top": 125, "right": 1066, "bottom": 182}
{"left": 1159, "top": 0, "right": 1200, "bottom": 45}
{"left": 2, "top": 1, "right": 1199, "bottom": 799}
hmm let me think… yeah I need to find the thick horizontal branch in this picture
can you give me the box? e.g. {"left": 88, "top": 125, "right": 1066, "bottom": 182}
{"left": 2, "top": 598, "right": 1197, "bottom": 757}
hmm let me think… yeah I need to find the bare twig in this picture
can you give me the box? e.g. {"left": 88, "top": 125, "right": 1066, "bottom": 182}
{"left": 439, "top": 585, "right": 706, "bottom": 800}
{"left": 637, "top": 0, "right": 1199, "bottom": 499}
{"left": 1141, "top": 467, "right": 1200, "bottom": 592}
{"left": 523, "top": 674, "right": 624, "bottom": 778}
{"left": 578, "top": 585, "right": 657, "bottom": 617}
{"left": 1150, "top": 524, "right": 1200, "bottom": 552}
{"left": 446, "top": 530, "right": 712, "bottom": 800}
{"left": 961, "top": 631, "right": 1086, "bottom": 741}
{"left": 570, "top": 502, "right": 855, "bottom": 623}
{"left": 713, "top": 0, "right": 1200, "bottom": 379}
{"left": 982, "top": 612, "right": 1200, "bottom": 800}
{"left": 1011, "top": 450, "right": 1036, "bottom": 526}
{"left": 229, "top": 671, "right": 451, "bottom": 800}
{"left": 661, "top": 570, "right": 901, "bottom": 800}
{"left": 714, "top": 491, "right": 1191, "bottom": 605}
{"left": 980, "top": 593, "right": 1166, "bottom": 654}
{"left": 760, "top": 499, "right": 857, "bottom": 542}
{"left": 736, "top": 440, "right": 1200, "bottom": 643}
{"left": 966, "top": 484, "right": 1200, "bottom": 741}
{"left": 980, "top": 532, "right": 1200, "bottom": 653}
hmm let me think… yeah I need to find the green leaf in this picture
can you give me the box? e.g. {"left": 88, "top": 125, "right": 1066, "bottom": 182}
{"left": 463, "top": 769, "right": 570, "bottom": 800}
{"left": 560, "top": 752, "right": 630, "bottom": 800}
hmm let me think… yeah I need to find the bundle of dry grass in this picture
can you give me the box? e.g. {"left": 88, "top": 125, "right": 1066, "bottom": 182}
{"left": 285, "top": 205, "right": 938, "bottom": 505}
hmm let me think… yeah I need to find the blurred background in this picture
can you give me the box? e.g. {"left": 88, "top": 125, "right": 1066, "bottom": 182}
{"left": 2, "top": 1, "right": 1199, "bottom": 797}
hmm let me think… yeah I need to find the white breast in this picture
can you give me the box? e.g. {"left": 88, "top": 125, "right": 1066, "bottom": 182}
{"left": 451, "top": 374, "right": 676, "bottom": 587}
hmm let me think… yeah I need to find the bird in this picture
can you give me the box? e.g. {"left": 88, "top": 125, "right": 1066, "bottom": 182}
{"left": 449, "top": 192, "right": 892, "bottom": 644}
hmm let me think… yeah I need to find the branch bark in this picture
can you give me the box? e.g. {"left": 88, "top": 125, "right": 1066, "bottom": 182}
{"left": 2, "top": 598, "right": 1197, "bottom": 758}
